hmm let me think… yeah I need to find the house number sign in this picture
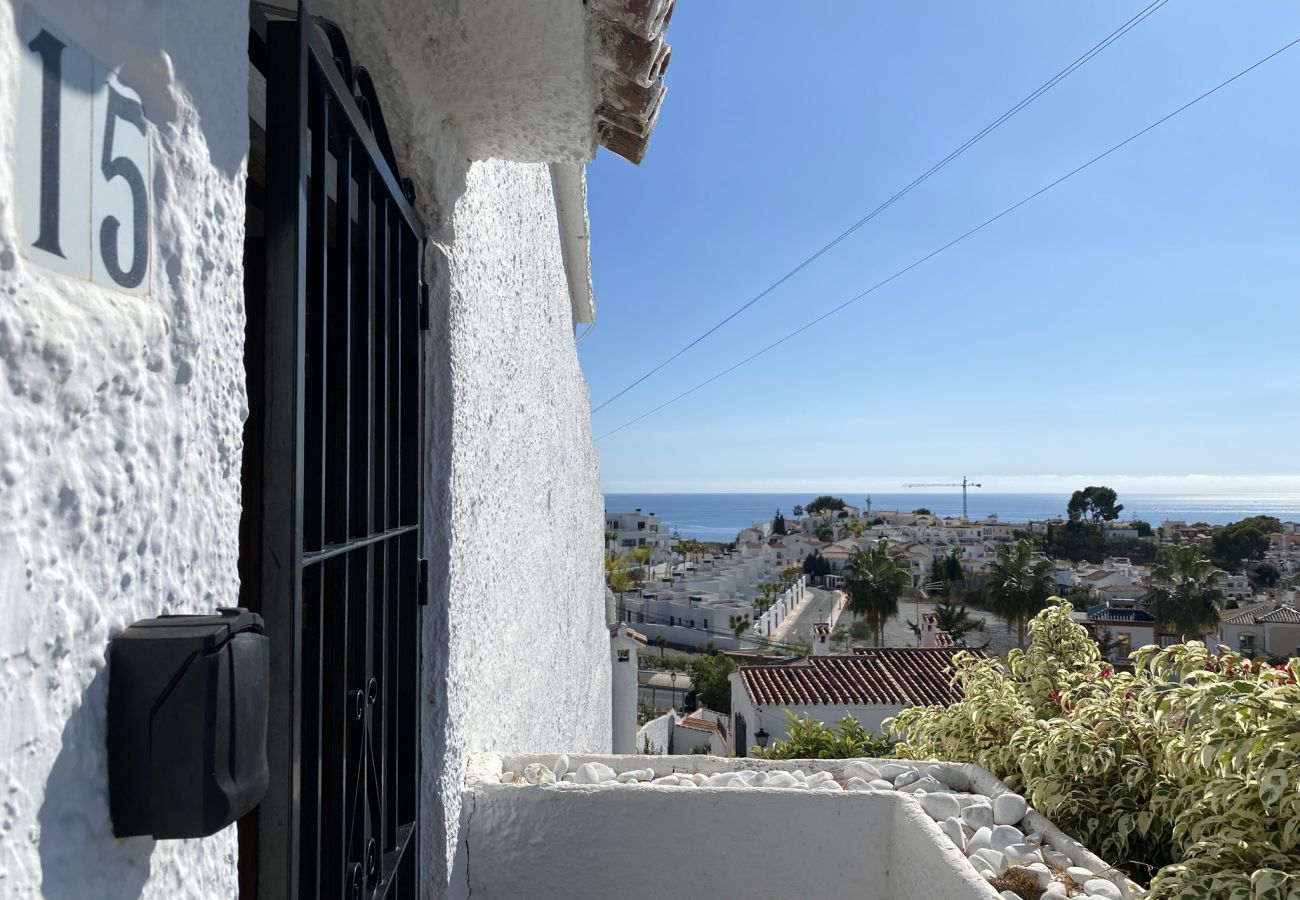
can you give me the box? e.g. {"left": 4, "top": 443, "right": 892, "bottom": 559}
{"left": 17, "top": 12, "right": 151, "bottom": 293}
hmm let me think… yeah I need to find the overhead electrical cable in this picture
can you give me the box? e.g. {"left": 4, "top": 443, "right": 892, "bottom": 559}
{"left": 590, "top": 0, "right": 1172, "bottom": 414}
{"left": 594, "top": 36, "right": 1300, "bottom": 442}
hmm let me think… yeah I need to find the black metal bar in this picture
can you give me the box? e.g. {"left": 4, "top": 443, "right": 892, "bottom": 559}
{"left": 304, "top": 63, "right": 327, "bottom": 554}
{"left": 299, "top": 564, "right": 323, "bottom": 900}
{"left": 302, "top": 525, "right": 418, "bottom": 568}
{"left": 350, "top": 152, "right": 373, "bottom": 541}
{"left": 373, "top": 195, "right": 389, "bottom": 533}
{"left": 258, "top": 9, "right": 309, "bottom": 899}
{"left": 324, "top": 85, "right": 351, "bottom": 546}
{"left": 320, "top": 553, "right": 348, "bottom": 898}
{"left": 387, "top": 205, "right": 401, "bottom": 529}
{"left": 305, "top": 24, "right": 423, "bottom": 237}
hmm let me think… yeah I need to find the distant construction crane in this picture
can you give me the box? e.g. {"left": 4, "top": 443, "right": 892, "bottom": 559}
{"left": 902, "top": 476, "right": 983, "bottom": 520}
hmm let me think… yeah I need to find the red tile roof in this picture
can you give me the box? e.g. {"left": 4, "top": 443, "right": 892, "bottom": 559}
{"left": 676, "top": 716, "right": 718, "bottom": 733}
{"left": 740, "top": 648, "right": 981, "bottom": 708}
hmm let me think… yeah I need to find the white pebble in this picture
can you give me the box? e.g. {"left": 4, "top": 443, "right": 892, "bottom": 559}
{"left": 894, "top": 769, "right": 921, "bottom": 788}
{"left": 961, "top": 800, "right": 994, "bottom": 830}
{"left": 813, "top": 778, "right": 843, "bottom": 791}
{"left": 1023, "top": 831, "right": 1043, "bottom": 846}
{"left": 1022, "top": 862, "right": 1053, "bottom": 888}
{"left": 993, "top": 792, "right": 1028, "bottom": 825}
{"left": 553, "top": 755, "right": 569, "bottom": 779}
{"left": 1083, "top": 879, "right": 1122, "bottom": 900}
{"left": 691, "top": 772, "right": 707, "bottom": 785}
{"left": 965, "top": 826, "right": 993, "bottom": 854}
{"left": 1066, "top": 866, "right": 1095, "bottom": 885}
{"left": 791, "top": 769, "right": 807, "bottom": 784}
{"left": 676, "top": 778, "right": 696, "bottom": 787}
{"left": 561, "top": 773, "right": 575, "bottom": 783}
{"left": 499, "top": 771, "right": 516, "bottom": 784}
{"left": 1041, "top": 848, "right": 1071, "bottom": 870}
{"left": 919, "top": 792, "right": 960, "bottom": 821}
{"left": 969, "top": 855, "right": 996, "bottom": 877}
{"left": 806, "top": 770, "right": 835, "bottom": 786}
{"left": 940, "top": 817, "right": 965, "bottom": 851}
{"left": 927, "top": 763, "right": 970, "bottom": 792}
{"left": 878, "top": 763, "right": 915, "bottom": 781}
{"left": 702, "top": 772, "right": 743, "bottom": 788}
{"left": 869, "top": 779, "right": 894, "bottom": 791}
{"left": 765, "top": 771, "right": 798, "bottom": 788}
{"left": 1001, "top": 892, "right": 1022, "bottom": 900}
{"left": 575, "top": 762, "right": 617, "bottom": 784}
{"left": 651, "top": 774, "right": 681, "bottom": 786}
{"left": 1043, "top": 884, "right": 1069, "bottom": 898}
{"left": 1004, "top": 843, "right": 1040, "bottom": 866}
{"left": 971, "top": 848, "right": 1006, "bottom": 874}
{"left": 845, "top": 776, "right": 873, "bottom": 792}
{"left": 990, "top": 824, "right": 1024, "bottom": 852}
{"left": 843, "top": 760, "right": 882, "bottom": 782}
{"left": 523, "top": 763, "right": 552, "bottom": 785}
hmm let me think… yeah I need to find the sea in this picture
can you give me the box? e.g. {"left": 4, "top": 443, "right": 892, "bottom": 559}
{"left": 602, "top": 492, "right": 1300, "bottom": 541}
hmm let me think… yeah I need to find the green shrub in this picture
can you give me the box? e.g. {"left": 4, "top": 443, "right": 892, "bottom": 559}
{"left": 886, "top": 599, "right": 1300, "bottom": 898}
{"left": 750, "top": 712, "right": 894, "bottom": 760}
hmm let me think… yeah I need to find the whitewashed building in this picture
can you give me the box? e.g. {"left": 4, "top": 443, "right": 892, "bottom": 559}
{"left": 727, "top": 647, "right": 979, "bottom": 756}
{"left": 606, "top": 508, "right": 675, "bottom": 558}
{"left": 1220, "top": 598, "right": 1300, "bottom": 658}
{"left": 0, "top": 0, "right": 675, "bottom": 898}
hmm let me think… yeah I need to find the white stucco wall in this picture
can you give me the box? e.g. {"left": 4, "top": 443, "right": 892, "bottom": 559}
{"left": 2, "top": 2, "right": 612, "bottom": 899}
{"left": 0, "top": 1, "right": 249, "bottom": 898}
{"left": 423, "top": 158, "right": 610, "bottom": 893}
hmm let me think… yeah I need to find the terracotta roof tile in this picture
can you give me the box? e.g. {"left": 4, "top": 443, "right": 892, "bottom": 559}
{"left": 677, "top": 717, "right": 718, "bottom": 733}
{"left": 739, "top": 648, "right": 981, "bottom": 708}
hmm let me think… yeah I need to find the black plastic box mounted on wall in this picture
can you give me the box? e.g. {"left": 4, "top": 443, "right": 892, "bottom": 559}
{"left": 108, "top": 608, "right": 270, "bottom": 839}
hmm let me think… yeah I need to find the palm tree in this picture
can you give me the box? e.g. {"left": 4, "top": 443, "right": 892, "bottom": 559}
{"left": 729, "top": 614, "right": 751, "bottom": 641}
{"left": 843, "top": 541, "right": 911, "bottom": 647}
{"left": 654, "top": 634, "right": 667, "bottom": 661}
{"left": 605, "top": 556, "right": 635, "bottom": 619}
{"left": 906, "top": 593, "right": 987, "bottom": 646}
{"left": 1145, "top": 544, "right": 1225, "bottom": 640}
{"left": 987, "top": 539, "right": 1054, "bottom": 648}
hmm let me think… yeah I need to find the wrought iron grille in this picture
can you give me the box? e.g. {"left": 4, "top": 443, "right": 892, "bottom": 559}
{"left": 245, "top": 4, "right": 425, "bottom": 898}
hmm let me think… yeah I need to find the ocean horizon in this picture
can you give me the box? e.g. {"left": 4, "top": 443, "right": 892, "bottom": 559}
{"left": 602, "top": 491, "right": 1300, "bottom": 541}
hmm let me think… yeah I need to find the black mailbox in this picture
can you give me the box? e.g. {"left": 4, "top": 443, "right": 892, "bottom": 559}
{"left": 108, "top": 608, "right": 269, "bottom": 839}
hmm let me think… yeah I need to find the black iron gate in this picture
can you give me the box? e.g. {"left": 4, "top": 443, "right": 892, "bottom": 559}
{"left": 244, "top": 4, "right": 425, "bottom": 898}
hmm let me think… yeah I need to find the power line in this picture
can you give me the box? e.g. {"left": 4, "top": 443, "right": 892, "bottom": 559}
{"left": 595, "top": 36, "right": 1300, "bottom": 442}
{"left": 590, "top": 0, "right": 1172, "bottom": 415}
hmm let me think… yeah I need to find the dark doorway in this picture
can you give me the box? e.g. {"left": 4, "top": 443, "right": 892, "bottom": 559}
{"left": 240, "top": 3, "right": 426, "bottom": 898}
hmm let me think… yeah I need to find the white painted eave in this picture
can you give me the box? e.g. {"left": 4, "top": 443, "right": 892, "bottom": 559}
{"left": 549, "top": 163, "right": 596, "bottom": 327}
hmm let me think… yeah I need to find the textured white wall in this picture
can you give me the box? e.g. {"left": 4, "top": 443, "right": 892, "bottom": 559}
{"left": 0, "top": 2, "right": 610, "bottom": 898}
{"left": 422, "top": 159, "right": 610, "bottom": 894}
{"left": 0, "top": 1, "right": 249, "bottom": 898}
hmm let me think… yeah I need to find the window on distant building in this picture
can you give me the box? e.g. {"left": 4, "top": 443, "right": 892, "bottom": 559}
{"left": 1240, "top": 633, "right": 1257, "bottom": 654}
{"left": 638, "top": 538, "right": 646, "bottom": 546}
{"left": 1114, "top": 633, "right": 1131, "bottom": 659}
{"left": 1159, "top": 634, "right": 1177, "bottom": 648}
{"left": 616, "top": 649, "right": 630, "bottom": 662}
{"left": 638, "top": 521, "right": 646, "bottom": 530}
{"left": 621, "top": 539, "right": 635, "bottom": 547}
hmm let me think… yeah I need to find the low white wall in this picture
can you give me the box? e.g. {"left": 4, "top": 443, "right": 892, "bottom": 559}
{"left": 635, "top": 711, "right": 673, "bottom": 755}
{"left": 458, "top": 754, "right": 999, "bottom": 900}
{"left": 475, "top": 753, "right": 1142, "bottom": 899}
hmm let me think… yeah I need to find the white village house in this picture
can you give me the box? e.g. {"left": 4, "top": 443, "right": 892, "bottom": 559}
{"left": 727, "top": 647, "right": 981, "bottom": 756}
{"left": 1220, "top": 597, "right": 1300, "bottom": 658}
{"left": 0, "top": 0, "right": 675, "bottom": 897}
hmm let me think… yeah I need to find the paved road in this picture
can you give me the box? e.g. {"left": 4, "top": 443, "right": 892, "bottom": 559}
{"left": 780, "top": 586, "right": 843, "bottom": 646}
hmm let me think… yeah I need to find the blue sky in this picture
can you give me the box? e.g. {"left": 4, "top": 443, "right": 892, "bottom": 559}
{"left": 579, "top": 1, "right": 1300, "bottom": 494}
